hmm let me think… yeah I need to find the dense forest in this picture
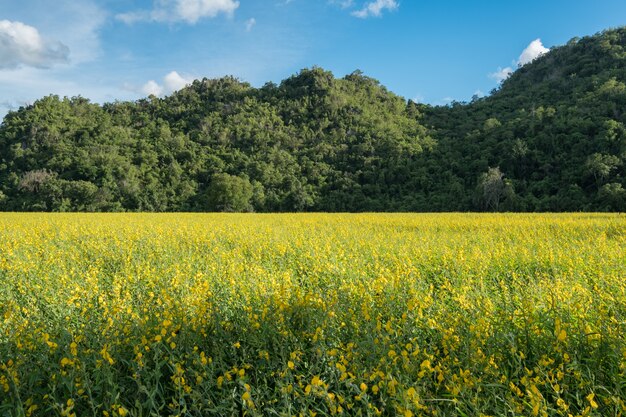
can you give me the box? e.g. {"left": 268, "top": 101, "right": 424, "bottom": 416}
{"left": 1, "top": 27, "right": 625, "bottom": 212}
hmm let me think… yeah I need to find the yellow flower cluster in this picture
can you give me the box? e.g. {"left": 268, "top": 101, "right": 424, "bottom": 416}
{"left": 0, "top": 213, "right": 625, "bottom": 416}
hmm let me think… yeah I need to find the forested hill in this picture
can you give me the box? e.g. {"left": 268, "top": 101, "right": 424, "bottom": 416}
{"left": 0, "top": 27, "right": 625, "bottom": 212}
{"left": 421, "top": 27, "right": 626, "bottom": 211}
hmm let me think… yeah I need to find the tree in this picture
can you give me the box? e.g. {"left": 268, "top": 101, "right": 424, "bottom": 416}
{"left": 585, "top": 153, "right": 622, "bottom": 187}
{"left": 598, "top": 183, "right": 626, "bottom": 211}
{"left": 206, "top": 173, "right": 254, "bottom": 212}
{"left": 476, "top": 167, "right": 515, "bottom": 211}
{"left": 18, "top": 170, "right": 57, "bottom": 193}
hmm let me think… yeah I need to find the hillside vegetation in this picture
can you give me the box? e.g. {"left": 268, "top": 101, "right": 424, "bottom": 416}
{"left": 1, "top": 28, "right": 625, "bottom": 212}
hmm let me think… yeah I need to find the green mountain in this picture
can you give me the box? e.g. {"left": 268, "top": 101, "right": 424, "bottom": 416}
{"left": 420, "top": 27, "right": 626, "bottom": 211}
{"left": 1, "top": 27, "right": 625, "bottom": 212}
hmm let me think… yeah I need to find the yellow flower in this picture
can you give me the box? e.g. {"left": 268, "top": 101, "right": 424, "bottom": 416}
{"left": 100, "top": 345, "right": 114, "bottom": 365}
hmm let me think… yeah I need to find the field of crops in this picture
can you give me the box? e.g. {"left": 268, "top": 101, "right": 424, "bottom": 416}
{"left": 1, "top": 213, "right": 625, "bottom": 416}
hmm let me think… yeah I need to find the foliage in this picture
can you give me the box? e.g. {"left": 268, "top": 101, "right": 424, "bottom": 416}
{"left": 205, "top": 173, "right": 254, "bottom": 212}
{"left": 0, "top": 68, "right": 432, "bottom": 212}
{"left": 1, "top": 28, "right": 626, "bottom": 211}
{"left": 420, "top": 27, "right": 626, "bottom": 211}
{"left": 475, "top": 167, "right": 514, "bottom": 211}
{"left": 1, "top": 213, "right": 625, "bottom": 416}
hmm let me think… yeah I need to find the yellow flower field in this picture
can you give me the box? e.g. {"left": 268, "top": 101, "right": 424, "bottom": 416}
{"left": 1, "top": 213, "right": 625, "bottom": 416}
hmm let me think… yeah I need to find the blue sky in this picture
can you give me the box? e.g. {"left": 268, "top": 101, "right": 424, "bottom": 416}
{"left": 1, "top": 0, "right": 625, "bottom": 118}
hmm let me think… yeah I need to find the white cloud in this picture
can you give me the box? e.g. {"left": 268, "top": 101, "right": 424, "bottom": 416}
{"left": 142, "top": 71, "right": 194, "bottom": 97}
{"left": 352, "top": 0, "right": 398, "bottom": 18}
{"left": 489, "top": 66, "right": 513, "bottom": 82}
{"left": 173, "top": 0, "right": 239, "bottom": 22}
{"left": 117, "top": 0, "right": 240, "bottom": 24}
{"left": 141, "top": 80, "right": 164, "bottom": 96}
{"left": 0, "top": 1, "right": 107, "bottom": 64}
{"left": 0, "top": 1, "right": 109, "bottom": 121}
{"left": 245, "top": 18, "right": 256, "bottom": 32}
{"left": 164, "top": 71, "right": 192, "bottom": 91}
{"left": 518, "top": 38, "right": 549, "bottom": 66}
{"left": 0, "top": 20, "right": 69, "bottom": 69}
{"left": 489, "top": 38, "right": 550, "bottom": 83}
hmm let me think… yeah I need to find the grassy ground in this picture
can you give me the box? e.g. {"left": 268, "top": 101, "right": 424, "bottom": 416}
{"left": 1, "top": 213, "right": 625, "bottom": 416}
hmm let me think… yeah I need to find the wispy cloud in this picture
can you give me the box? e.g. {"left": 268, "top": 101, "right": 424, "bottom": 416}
{"left": 60, "top": 1, "right": 107, "bottom": 64}
{"left": 245, "top": 18, "right": 256, "bottom": 32}
{"left": 0, "top": 65, "right": 137, "bottom": 121}
{"left": 411, "top": 93, "right": 425, "bottom": 103}
{"left": 117, "top": 0, "right": 240, "bottom": 25}
{"left": 329, "top": 0, "right": 355, "bottom": 9}
{"left": 351, "top": 0, "right": 398, "bottom": 18}
{"left": 432, "top": 96, "right": 456, "bottom": 106}
{"left": 0, "top": 20, "right": 69, "bottom": 69}
{"left": 489, "top": 66, "right": 513, "bottom": 82}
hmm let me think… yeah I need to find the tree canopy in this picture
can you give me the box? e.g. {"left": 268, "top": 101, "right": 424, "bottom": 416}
{"left": 1, "top": 28, "right": 625, "bottom": 212}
